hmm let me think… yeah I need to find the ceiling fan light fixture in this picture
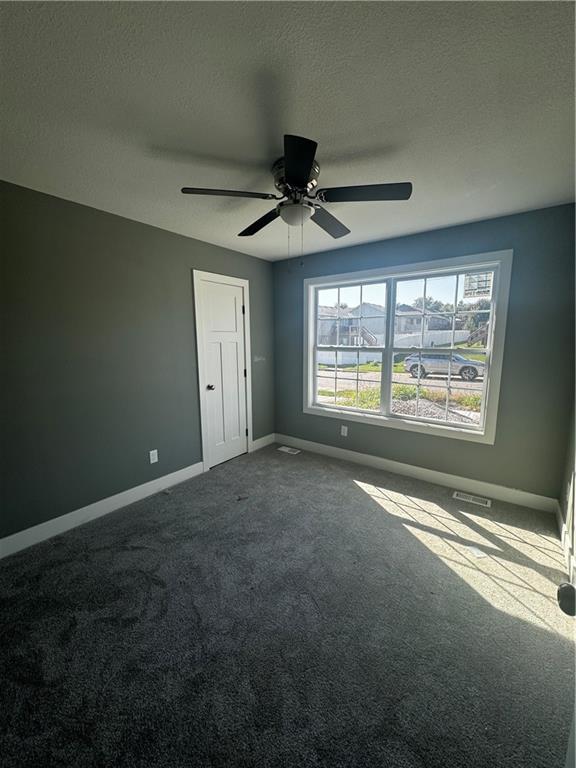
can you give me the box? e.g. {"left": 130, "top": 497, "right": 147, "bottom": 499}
{"left": 278, "top": 200, "right": 315, "bottom": 227}
{"left": 181, "top": 133, "right": 412, "bottom": 238}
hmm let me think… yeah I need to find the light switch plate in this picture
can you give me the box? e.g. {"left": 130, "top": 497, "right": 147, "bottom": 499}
{"left": 340, "top": 425, "right": 348, "bottom": 437}
{"left": 149, "top": 449, "right": 158, "bottom": 464}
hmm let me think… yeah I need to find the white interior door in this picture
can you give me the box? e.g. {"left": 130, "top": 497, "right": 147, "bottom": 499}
{"left": 194, "top": 272, "right": 250, "bottom": 469}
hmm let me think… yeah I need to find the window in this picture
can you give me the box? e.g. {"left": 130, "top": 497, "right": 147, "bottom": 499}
{"left": 304, "top": 251, "right": 512, "bottom": 443}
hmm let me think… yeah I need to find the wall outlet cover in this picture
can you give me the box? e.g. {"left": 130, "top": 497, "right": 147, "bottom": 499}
{"left": 149, "top": 449, "right": 159, "bottom": 464}
{"left": 340, "top": 425, "right": 348, "bottom": 437}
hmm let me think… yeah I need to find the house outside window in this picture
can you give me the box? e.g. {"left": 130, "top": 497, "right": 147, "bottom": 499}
{"left": 303, "top": 251, "right": 513, "bottom": 444}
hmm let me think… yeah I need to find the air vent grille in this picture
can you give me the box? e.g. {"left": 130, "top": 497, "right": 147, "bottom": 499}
{"left": 453, "top": 491, "right": 492, "bottom": 508}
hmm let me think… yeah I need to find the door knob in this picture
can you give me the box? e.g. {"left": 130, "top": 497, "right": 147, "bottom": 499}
{"left": 206, "top": 384, "right": 215, "bottom": 391}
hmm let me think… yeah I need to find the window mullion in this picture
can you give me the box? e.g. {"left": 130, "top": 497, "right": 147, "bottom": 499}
{"left": 380, "top": 280, "right": 395, "bottom": 415}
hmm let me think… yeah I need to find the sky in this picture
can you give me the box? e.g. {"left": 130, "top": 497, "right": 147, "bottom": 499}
{"left": 318, "top": 272, "right": 493, "bottom": 311}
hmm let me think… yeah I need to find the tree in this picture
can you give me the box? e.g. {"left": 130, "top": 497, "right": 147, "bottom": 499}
{"left": 459, "top": 299, "right": 491, "bottom": 331}
{"left": 412, "top": 296, "right": 451, "bottom": 313}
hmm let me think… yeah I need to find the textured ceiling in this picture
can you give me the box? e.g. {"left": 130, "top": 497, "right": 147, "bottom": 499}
{"left": 1, "top": 2, "right": 574, "bottom": 261}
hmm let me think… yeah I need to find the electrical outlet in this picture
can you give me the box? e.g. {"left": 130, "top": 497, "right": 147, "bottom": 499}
{"left": 149, "top": 449, "right": 158, "bottom": 464}
{"left": 340, "top": 425, "right": 348, "bottom": 437}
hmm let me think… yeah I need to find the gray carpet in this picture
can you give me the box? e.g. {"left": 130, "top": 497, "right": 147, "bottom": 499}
{"left": 0, "top": 446, "right": 573, "bottom": 767}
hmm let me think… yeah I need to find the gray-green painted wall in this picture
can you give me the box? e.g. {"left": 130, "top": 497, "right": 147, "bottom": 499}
{"left": 0, "top": 181, "right": 274, "bottom": 538}
{"left": 273, "top": 204, "right": 575, "bottom": 500}
{"left": 2, "top": 183, "right": 573, "bottom": 540}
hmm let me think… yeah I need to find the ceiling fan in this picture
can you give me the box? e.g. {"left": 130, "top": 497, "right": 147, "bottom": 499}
{"left": 181, "top": 134, "right": 412, "bottom": 239}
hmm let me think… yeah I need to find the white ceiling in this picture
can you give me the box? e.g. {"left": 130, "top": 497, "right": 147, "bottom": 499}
{"left": 1, "top": 2, "right": 574, "bottom": 261}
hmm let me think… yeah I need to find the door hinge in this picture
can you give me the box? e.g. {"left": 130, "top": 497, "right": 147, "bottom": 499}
{"left": 242, "top": 305, "right": 245, "bottom": 315}
{"left": 243, "top": 368, "right": 247, "bottom": 378}
{"left": 245, "top": 428, "right": 249, "bottom": 436}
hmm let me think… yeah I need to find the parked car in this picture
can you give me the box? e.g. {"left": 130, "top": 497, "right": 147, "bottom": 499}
{"left": 403, "top": 353, "right": 484, "bottom": 381}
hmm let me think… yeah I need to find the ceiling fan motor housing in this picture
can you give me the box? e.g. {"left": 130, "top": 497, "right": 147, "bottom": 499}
{"left": 272, "top": 156, "right": 320, "bottom": 196}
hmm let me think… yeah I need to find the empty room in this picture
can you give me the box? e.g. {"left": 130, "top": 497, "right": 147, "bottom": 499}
{"left": 1, "top": 2, "right": 574, "bottom": 767}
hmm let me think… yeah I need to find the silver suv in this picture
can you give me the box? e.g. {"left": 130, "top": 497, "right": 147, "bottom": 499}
{"left": 404, "top": 353, "right": 484, "bottom": 381}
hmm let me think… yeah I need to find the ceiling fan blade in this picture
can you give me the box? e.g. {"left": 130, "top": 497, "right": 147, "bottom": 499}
{"left": 238, "top": 208, "right": 280, "bottom": 237}
{"left": 316, "top": 182, "right": 413, "bottom": 203}
{"left": 311, "top": 205, "right": 350, "bottom": 239}
{"left": 284, "top": 134, "right": 318, "bottom": 189}
{"left": 181, "top": 187, "right": 278, "bottom": 200}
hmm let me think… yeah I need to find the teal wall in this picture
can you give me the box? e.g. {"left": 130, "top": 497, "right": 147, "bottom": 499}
{"left": 0, "top": 181, "right": 274, "bottom": 538}
{"left": 273, "top": 204, "right": 575, "bottom": 500}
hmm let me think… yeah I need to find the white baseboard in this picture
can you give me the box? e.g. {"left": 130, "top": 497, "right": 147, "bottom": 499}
{"left": 248, "top": 433, "right": 276, "bottom": 452}
{"left": 2, "top": 435, "right": 561, "bottom": 561}
{"left": 556, "top": 502, "right": 576, "bottom": 582}
{"left": 275, "top": 433, "right": 558, "bottom": 514}
{"left": 0, "top": 461, "right": 206, "bottom": 560}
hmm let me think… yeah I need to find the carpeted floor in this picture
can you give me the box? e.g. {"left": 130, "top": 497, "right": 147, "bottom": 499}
{"left": 0, "top": 446, "right": 573, "bottom": 768}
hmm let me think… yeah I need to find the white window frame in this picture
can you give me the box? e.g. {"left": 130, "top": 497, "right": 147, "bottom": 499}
{"left": 303, "top": 250, "right": 513, "bottom": 444}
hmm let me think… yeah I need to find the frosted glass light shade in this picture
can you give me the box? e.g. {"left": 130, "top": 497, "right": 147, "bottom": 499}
{"left": 278, "top": 201, "right": 314, "bottom": 227}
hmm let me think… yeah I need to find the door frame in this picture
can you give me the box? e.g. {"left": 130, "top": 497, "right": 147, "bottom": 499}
{"left": 193, "top": 270, "right": 253, "bottom": 470}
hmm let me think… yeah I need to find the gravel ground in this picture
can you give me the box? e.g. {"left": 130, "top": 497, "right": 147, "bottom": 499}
{"left": 391, "top": 398, "right": 480, "bottom": 424}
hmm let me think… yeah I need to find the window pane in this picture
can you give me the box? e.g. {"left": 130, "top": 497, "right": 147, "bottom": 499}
{"left": 336, "top": 350, "right": 358, "bottom": 379}
{"left": 391, "top": 382, "right": 418, "bottom": 416}
{"left": 360, "top": 315, "right": 386, "bottom": 345}
{"left": 396, "top": 351, "right": 425, "bottom": 381}
{"left": 316, "top": 382, "right": 335, "bottom": 405}
{"left": 316, "top": 352, "right": 336, "bottom": 379}
{"left": 336, "top": 318, "right": 361, "bottom": 346}
{"left": 357, "top": 384, "right": 381, "bottom": 411}
{"left": 358, "top": 351, "right": 382, "bottom": 381}
{"left": 339, "top": 285, "right": 360, "bottom": 315}
{"left": 417, "top": 384, "right": 448, "bottom": 421}
{"left": 318, "top": 288, "right": 338, "bottom": 317}
{"left": 335, "top": 377, "right": 357, "bottom": 407}
{"left": 423, "top": 315, "right": 453, "bottom": 348}
{"left": 392, "top": 352, "right": 411, "bottom": 384}
{"left": 316, "top": 351, "right": 335, "bottom": 405}
{"left": 417, "top": 350, "right": 451, "bottom": 382}
{"left": 396, "top": 278, "right": 425, "bottom": 312}
{"left": 357, "top": 351, "right": 381, "bottom": 412}
{"left": 450, "top": 352, "right": 487, "bottom": 383}
{"left": 454, "top": 312, "right": 491, "bottom": 347}
{"left": 394, "top": 314, "right": 422, "bottom": 347}
{"left": 360, "top": 317, "right": 386, "bottom": 347}
{"left": 447, "top": 388, "right": 483, "bottom": 426}
{"left": 425, "top": 274, "right": 457, "bottom": 313}
{"left": 312, "top": 263, "right": 500, "bottom": 435}
{"left": 317, "top": 318, "right": 336, "bottom": 345}
{"left": 457, "top": 272, "right": 493, "bottom": 309}
{"left": 361, "top": 283, "right": 387, "bottom": 315}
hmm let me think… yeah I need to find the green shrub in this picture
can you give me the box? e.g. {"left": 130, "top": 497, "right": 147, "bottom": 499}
{"left": 420, "top": 388, "right": 446, "bottom": 405}
{"left": 454, "top": 393, "right": 482, "bottom": 411}
{"left": 334, "top": 387, "right": 381, "bottom": 410}
{"left": 392, "top": 384, "right": 417, "bottom": 400}
{"left": 356, "top": 388, "right": 381, "bottom": 409}
{"left": 321, "top": 384, "right": 481, "bottom": 413}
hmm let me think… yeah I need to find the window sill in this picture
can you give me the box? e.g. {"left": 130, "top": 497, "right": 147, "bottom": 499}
{"left": 303, "top": 403, "right": 495, "bottom": 444}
